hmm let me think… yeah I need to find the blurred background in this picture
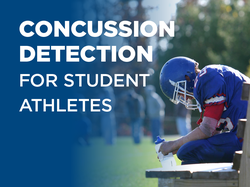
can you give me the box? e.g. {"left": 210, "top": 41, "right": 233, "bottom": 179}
{"left": 73, "top": 0, "right": 250, "bottom": 186}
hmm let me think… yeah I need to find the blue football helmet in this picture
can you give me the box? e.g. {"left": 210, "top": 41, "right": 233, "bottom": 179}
{"left": 160, "top": 56, "right": 199, "bottom": 110}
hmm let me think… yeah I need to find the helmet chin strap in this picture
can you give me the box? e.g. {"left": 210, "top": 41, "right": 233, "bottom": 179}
{"left": 169, "top": 79, "right": 199, "bottom": 110}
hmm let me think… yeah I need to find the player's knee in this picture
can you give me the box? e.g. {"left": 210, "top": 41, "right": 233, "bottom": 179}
{"left": 177, "top": 139, "right": 208, "bottom": 164}
{"left": 176, "top": 145, "right": 187, "bottom": 161}
{"left": 176, "top": 141, "right": 196, "bottom": 160}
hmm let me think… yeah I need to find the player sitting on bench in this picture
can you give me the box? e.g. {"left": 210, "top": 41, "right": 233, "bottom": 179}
{"left": 159, "top": 56, "right": 250, "bottom": 164}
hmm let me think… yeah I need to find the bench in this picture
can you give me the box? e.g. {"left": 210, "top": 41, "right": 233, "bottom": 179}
{"left": 146, "top": 82, "right": 250, "bottom": 187}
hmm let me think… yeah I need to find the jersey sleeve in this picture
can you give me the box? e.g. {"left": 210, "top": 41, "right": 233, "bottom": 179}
{"left": 203, "top": 103, "right": 224, "bottom": 121}
{"left": 194, "top": 67, "right": 226, "bottom": 108}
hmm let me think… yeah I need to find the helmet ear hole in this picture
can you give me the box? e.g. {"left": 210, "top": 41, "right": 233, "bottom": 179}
{"left": 185, "top": 75, "right": 191, "bottom": 82}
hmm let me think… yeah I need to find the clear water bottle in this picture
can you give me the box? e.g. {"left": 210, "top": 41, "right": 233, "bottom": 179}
{"left": 155, "top": 136, "right": 176, "bottom": 168}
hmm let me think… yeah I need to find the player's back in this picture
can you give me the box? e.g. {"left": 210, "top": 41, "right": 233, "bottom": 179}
{"left": 194, "top": 64, "right": 250, "bottom": 132}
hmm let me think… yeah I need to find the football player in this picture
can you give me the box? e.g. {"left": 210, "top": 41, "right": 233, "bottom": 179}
{"left": 159, "top": 56, "right": 250, "bottom": 164}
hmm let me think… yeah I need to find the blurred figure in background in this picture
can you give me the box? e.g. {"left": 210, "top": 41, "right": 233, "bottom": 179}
{"left": 174, "top": 103, "right": 192, "bottom": 136}
{"left": 77, "top": 112, "right": 92, "bottom": 146}
{"left": 145, "top": 85, "right": 165, "bottom": 142}
{"left": 115, "top": 91, "right": 131, "bottom": 136}
{"left": 127, "top": 89, "right": 145, "bottom": 144}
{"left": 76, "top": 93, "right": 92, "bottom": 146}
{"left": 100, "top": 87, "right": 117, "bottom": 145}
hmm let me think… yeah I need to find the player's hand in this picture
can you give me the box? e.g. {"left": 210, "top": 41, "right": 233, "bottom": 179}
{"left": 159, "top": 141, "right": 176, "bottom": 155}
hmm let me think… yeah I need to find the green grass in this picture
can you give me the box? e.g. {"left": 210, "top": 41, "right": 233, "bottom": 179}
{"left": 74, "top": 135, "right": 181, "bottom": 187}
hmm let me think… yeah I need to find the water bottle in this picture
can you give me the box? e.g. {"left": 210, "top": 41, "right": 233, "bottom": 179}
{"left": 155, "top": 136, "right": 176, "bottom": 168}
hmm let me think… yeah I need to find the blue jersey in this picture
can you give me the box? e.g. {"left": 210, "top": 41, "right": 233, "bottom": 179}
{"left": 193, "top": 65, "right": 250, "bottom": 133}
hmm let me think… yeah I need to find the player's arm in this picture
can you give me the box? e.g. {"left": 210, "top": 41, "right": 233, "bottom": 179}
{"left": 159, "top": 103, "right": 224, "bottom": 155}
{"left": 159, "top": 127, "right": 208, "bottom": 155}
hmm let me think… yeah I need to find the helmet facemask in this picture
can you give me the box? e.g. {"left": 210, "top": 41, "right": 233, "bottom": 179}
{"left": 169, "top": 79, "right": 199, "bottom": 110}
